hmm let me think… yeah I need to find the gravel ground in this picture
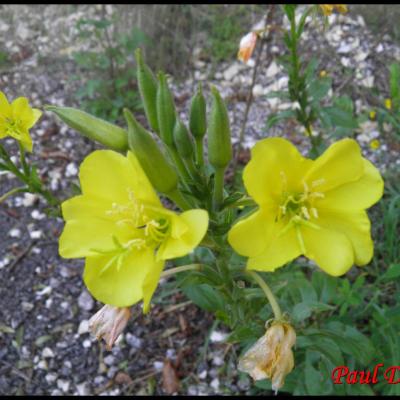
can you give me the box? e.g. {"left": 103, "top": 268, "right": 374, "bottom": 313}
{"left": 1, "top": 5, "right": 400, "bottom": 395}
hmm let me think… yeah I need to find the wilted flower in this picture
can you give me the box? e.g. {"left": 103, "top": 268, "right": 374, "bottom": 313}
{"left": 238, "top": 32, "right": 258, "bottom": 63}
{"left": 0, "top": 91, "right": 42, "bottom": 152}
{"left": 319, "top": 4, "right": 348, "bottom": 16}
{"left": 59, "top": 150, "right": 208, "bottom": 312}
{"left": 238, "top": 321, "right": 296, "bottom": 392}
{"left": 89, "top": 304, "right": 131, "bottom": 350}
{"left": 228, "top": 138, "right": 384, "bottom": 276}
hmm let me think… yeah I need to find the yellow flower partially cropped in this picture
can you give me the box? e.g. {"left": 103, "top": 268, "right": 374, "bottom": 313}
{"left": 319, "top": 4, "right": 348, "bottom": 16}
{"left": 238, "top": 321, "right": 296, "bottom": 392}
{"left": 59, "top": 150, "right": 209, "bottom": 312}
{"left": 0, "top": 91, "right": 42, "bottom": 152}
{"left": 228, "top": 138, "right": 384, "bottom": 276}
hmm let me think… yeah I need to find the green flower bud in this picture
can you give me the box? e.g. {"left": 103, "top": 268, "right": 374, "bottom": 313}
{"left": 45, "top": 106, "right": 128, "bottom": 152}
{"left": 135, "top": 48, "right": 159, "bottom": 134}
{"left": 156, "top": 72, "right": 176, "bottom": 147}
{"left": 189, "top": 83, "right": 207, "bottom": 140}
{"left": 124, "top": 108, "right": 178, "bottom": 195}
{"left": 208, "top": 86, "right": 232, "bottom": 169}
{"left": 173, "top": 119, "right": 193, "bottom": 159}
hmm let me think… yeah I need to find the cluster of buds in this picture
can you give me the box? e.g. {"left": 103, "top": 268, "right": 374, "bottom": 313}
{"left": 238, "top": 321, "right": 296, "bottom": 393}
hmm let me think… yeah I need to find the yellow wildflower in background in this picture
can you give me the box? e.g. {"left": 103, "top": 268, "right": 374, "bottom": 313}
{"left": 228, "top": 137, "right": 384, "bottom": 276}
{"left": 59, "top": 150, "right": 209, "bottom": 312}
{"left": 385, "top": 98, "right": 392, "bottom": 110}
{"left": 370, "top": 139, "right": 380, "bottom": 150}
{"left": 0, "top": 91, "right": 42, "bottom": 152}
{"left": 369, "top": 110, "right": 376, "bottom": 120}
{"left": 238, "top": 31, "right": 258, "bottom": 64}
{"left": 319, "top": 70, "right": 327, "bottom": 78}
{"left": 319, "top": 4, "right": 348, "bottom": 16}
{"left": 238, "top": 321, "right": 296, "bottom": 392}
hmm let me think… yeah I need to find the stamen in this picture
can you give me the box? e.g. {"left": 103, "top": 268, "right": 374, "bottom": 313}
{"left": 295, "top": 225, "right": 306, "bottom": 254}
{"left": 311, "top": 178, "right": 325, "bottom": 188}
{"left": 311, "top": 208, "right": 319, "bottom": 218}
{"left": 301, "top": 206, "right": 310, "bottom": 220}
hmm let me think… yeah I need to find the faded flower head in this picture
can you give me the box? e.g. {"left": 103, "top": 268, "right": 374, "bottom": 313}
{"left": 0, "top": 91, "right": 42, "bottom": 152}
{"left": 238, "top": 321, "right": 296, "bottom": 392}
{"left": 319, "top": 4, "right": 348, "bottom": 16}
{"left": 238, "top": 32, "right": 258, "bottom": 64}
{"left": 89, "top": 304, "right": 131, "bottom": 350}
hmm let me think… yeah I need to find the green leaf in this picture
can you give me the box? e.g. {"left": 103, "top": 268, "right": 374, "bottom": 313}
{"left": 308, "top": 77, "right": 332, "bottom": 103}
{"left": 181, "top": 283, "right": 225, "bottom": 313}
{"left": 381, "top": 263, "right": 400, "bottom": 281}
{"left": 265, "top": 109, "right": 296, "bottom": 130}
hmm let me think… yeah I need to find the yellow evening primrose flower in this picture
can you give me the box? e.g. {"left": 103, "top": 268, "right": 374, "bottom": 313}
{"left": 59, "top": 150, "right": 209, "bottom": 312}
{"left": 369, "top": 110, "right": 376, "bottom": 120}
{"left": 385, "top": 98, "right": 392, "bottom": 111}
{"left": 0, "top": 91, "right": 42, "bottom": 152}
{"left": 319, "top": 4, "right": 348, "bottom": 16}
{"left": 228, "top": 137, "right": 384, "bottom": 276}
{"left": 370, "top": 139, "right": 380, "bottom": 151}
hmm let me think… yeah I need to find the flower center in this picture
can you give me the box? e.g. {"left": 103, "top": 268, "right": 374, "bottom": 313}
{"left": 5, "top": 118, "right": 23, "bottom": 139}
{"left": 106, "top": 189, "right": 170, "bottom": 250}
{"left": 276, "top": 172, "right": 325, "bottom": 253}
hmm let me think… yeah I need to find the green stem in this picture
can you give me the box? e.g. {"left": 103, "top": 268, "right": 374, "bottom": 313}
{"left": 247, "top": 270, "right": 282, "bottom": 320}
{"left": 18, "top": 143, "right": 30, "bottom": 177}
{"left": 161, "top": 263, "right": 202, "bottom": 278}
{"left": 212, "top": 167, "right": 225, "bottom": 211}
{"left": 0, "top": 186, "right": 26, "bottom": 204}
{"left": 166, "top": 188, "right": 193, "bottom": 211}
{"left": 195, "top": 138, "right": 204, "bottom": 167}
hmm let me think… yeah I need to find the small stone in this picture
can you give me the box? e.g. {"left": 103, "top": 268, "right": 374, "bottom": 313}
{"left": 198, "top": 370, "right": 207, "bottom": 380}
{"left": 82, "top": 339, "right": 92, "bottom": 348}
{"left": 29, "top": 230, "right": 42, "bottom": 239}
{"left": 76, "top": 382, "right": 90, "bottom": 396}
{"left": 22, "top": 193, "right": 38, "bottom": 207}
{"left": 9, "top": 228, "right": 21, "bottom": 238}
{"left": 42, "top": 347, "right": 55, "bottom": 358}
{"left": 266, "top": 61, "right": 280, "bottom": 78}
{"left": 125, "top": 333, "right": 142, "bottom": 349}
{"left": 21, "top": 301, "right": 34, "bottom": 311}
{"left": 210, "top": 378, "right": 220, "bottom": 391}
{"left": 223, "top": 64, "right": 240, "bottom": 81}
{"left": 57, "top": 379, "right": 70, "bottom": 393}
{"left": 252, "top": 84, "right": 264, "bottom": 97}
{"left": 78, "top": 319, "right": 90, "bottom": 335}
{"left": 37, "top": 360, "right": 48, "bottom": 370}
{"left": 104, "top": 354, "right": 115, "bottom": 366}
{"left": 45, "top": 373, "right": 57, "bottom": 384}
{"left": 78, "top": 290, "right": 94, "bottom": 311}
{"left": 65, "top": 162, "right": 78, "bottom": 177}
{"left": 36, "top": 286, "right": 52, "bottom": 297}
{"left": 360, "top": 76, "right": 374, "bottom": 88}
{"left": 31, "top": 210, "right": 46, "bottom": 220}
{"left": 153, "top": 361, "right": 164, "bottom": 371}
{"left": 213, "top": 355, "right": 224, "bottom": 366}
{"left": 210, "top": 330, "right": 228, "bottom": 343}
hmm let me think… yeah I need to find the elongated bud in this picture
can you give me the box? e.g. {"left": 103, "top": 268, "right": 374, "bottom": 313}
{"left": 135, "top": 48, "right": 159, "bottom": 134}
{"left": 89, "top": 305, "right": 131, "bottom": 350}
{"left": 189, "top": 84, "right": 207, "bottom": 140}
{"left": 238, "top": 321, "right": 296, "bottom": 393}
{"left": 208, "top": 86, "right": 232, "bottom": 169}
{"left": 173, "top": 119, "right": 193, "bottom": 159}
{"left": 45, "top": 106, "right": 128, "bottom": 152}
{"left": 156, "top": 72, "right": 176, "bottom": 147}
{"left": 124, "top": 109, "right": 178, "bottom": 194}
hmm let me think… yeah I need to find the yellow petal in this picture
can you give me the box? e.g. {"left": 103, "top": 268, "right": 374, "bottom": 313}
{"left": 316, "top": 209, "right": 373, "bottom": 266}
{"left": 79, "top": 150, "right": 161, "bottom": 206}
{"left": 247, "top": 222, "right": 301, "bottom": 272}
{"left": 304, "top": 139, "right": 364, "bottom": 192}
{"left": 11, "top": 97, "right": 37, "bottom": 129}
{"left": 228, "top": 207, "right": 275, "bottom": 257}
{"left": 156, "top": 209, "right": 209, "bottom": 260}
{"left": 0, "top": 91, "right": 11, "bottom": 118}
{"left": 243, "top": 138, "right": 312, "bottom": 205}
{"left": 301, "top": 224, "right": 354, "bottom": 276}
{"left": 142, "top": 258, "right": 165, "bottom": 313}
{"left": 19, "top": 130, "right": 33, "bottom": 152}
{"left": 83, "top": 248, "right": 157, "bottom": 307}
{"left": 316, "top": 159, "right": 384, "bottom": 210}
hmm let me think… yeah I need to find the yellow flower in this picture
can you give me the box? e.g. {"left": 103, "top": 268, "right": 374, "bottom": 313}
{"left": 59, "top": 150, "right": 209, "bottom": 311}
{"left": 228, "top": 138, "right": 384, "bottom": 276}
{"left": 319, "top": 4, "right": 348, "bottom": 16}
{"left": 385, "top": 98, "right": 392, "bottom": 110}
{"left": 238, "top": 32, "right": 258, "bottom": 64}
{"left": 0, "top": 91, "right": 42, "bottom": 152}
{"left": 369, "top": 139, "right": 380, "bottom": 150}
{"left": 369, "top": 110, "right": 376, "bottom": 120}
{"left": 238, "top": 321, "right": 296, "bottom": 392}
{"left": 319, "top": 70, "right": 327, "bottom": 78}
